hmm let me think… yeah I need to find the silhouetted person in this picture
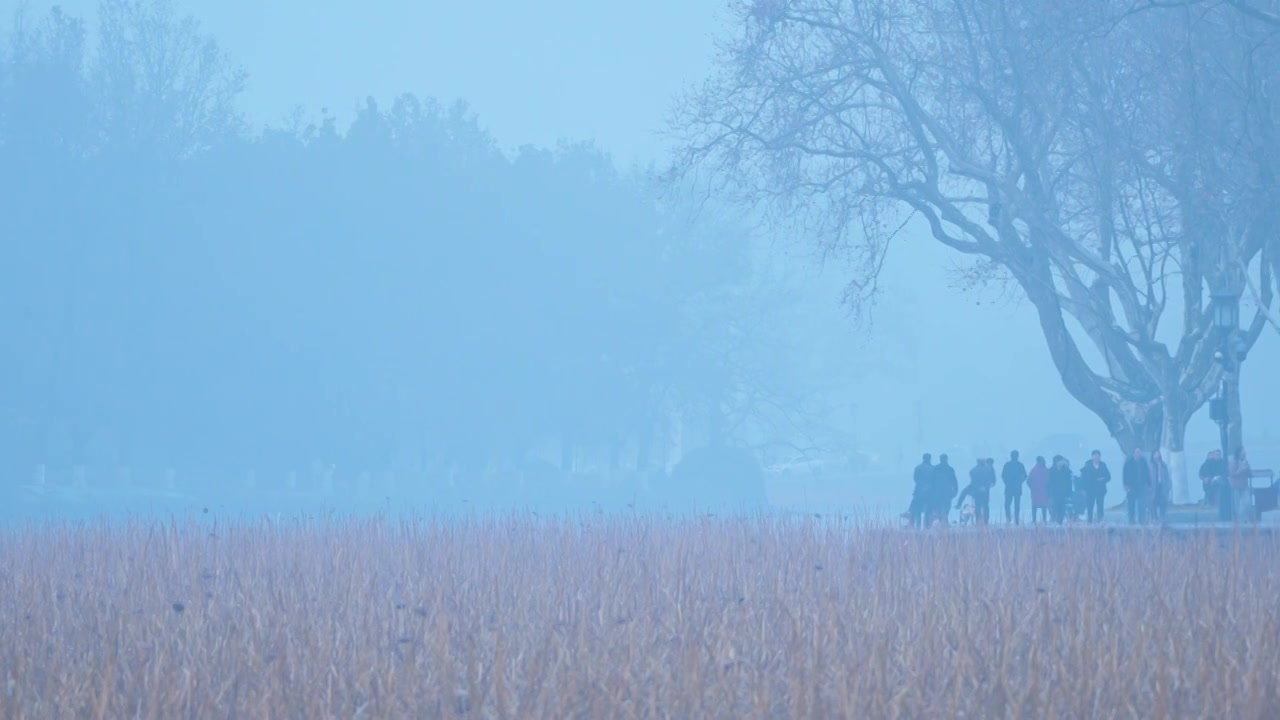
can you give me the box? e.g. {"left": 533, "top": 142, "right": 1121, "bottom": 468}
{"left": 1149, "top": 449, "right": 1170, "bottom": 522}
{"left": 1122, "top": 448, "right": 1150, "bottom": 524}
{"left": 1027, "top": 456, "right": 1050, "bottom": 524}
{"left": 1199, "top": 450, "right": 1226, "bottom": 508}
{"left": 1230, "top": 446, "right": 1253, "bottom": 522}
{"left": 1048, "top": 455, "right": 1072, "bottom": 525}
{"left": 1002, "top": 451, "right": 1027, "bottom": 524}
{"left": 957, "top": 458, "right": 995, "bottom": 525}
{"left": 1079, "top": 450, "right": 1111, "bottom": 523}
{"left": 982, "top": 458, "right": 997, "bottom": 522}
{"left": 934, "top": 454, "right": 958, "bottom": 525}
{"left": 909, "top": 453, "right": 934, "bottom": 528}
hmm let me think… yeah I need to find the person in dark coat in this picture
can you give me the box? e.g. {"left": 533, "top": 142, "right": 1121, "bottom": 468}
{"left": 1002, "top": 450, "right": 1027, "bottom": 524}
{"left": 908, "top": 453, "right": 934, "bottom": 528}
{"left": 981, "top": 458, "right": 997, "bottom": 523}
{"left": 1199, "top": 450, "right": 1227, "bottom": 508}
{"left": 1027, "top": 456, "right": 1051, "bottom": 524}
{"left": 957, "top": 458, "right": 996, "bottom": 525}
{"left": 933, "top": 454, "right": 959, "bottom": 525}
{"left": 1048, "top": 455, "right": 1073, "bottom": 525}
{"left": 1078, "top": 450, "right": 1111, "bottom": 523}
{"left": 1122, "top": 448, "right": 1151, "bottom": 524}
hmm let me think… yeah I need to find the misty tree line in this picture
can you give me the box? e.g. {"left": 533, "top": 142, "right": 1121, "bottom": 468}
{"left": 674, "top": 0, "right": 1280, "bottom": 501}
{"left": 0, "top": 1, "right": 851, "bottom": 488}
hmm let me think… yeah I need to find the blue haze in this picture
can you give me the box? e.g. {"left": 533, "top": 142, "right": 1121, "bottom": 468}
{"left": 1, "top": 0, "right": 1276, "bottom": 524}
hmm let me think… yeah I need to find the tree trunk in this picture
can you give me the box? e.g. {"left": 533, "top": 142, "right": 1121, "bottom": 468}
{"left": 1112, "top": 414, "right": 1163, "bottom": 463}
{"left": 1161, "top": 410, "right": 1190, "bottom": 505}
{"left": 1227, "top": 369, "right": 1244, "bottom": 455}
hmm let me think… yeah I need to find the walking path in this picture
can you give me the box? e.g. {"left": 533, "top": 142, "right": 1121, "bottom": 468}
{"left": 944, "top": 503, "right": 1280, "bottom": 535}
{"left": 1103, "top": 498, "right": 1275, "bottom": 523}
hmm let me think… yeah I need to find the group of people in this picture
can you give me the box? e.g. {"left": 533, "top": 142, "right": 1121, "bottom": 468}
{"left": 904, "top": 446, "right": 1257, "bottom": 527}
{"left": 1197, "top": 447, "right": 1256, "bottom": 522}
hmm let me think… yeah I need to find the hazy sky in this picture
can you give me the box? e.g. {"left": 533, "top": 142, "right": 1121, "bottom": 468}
{"left": 6, "top": 0, "right": 1277, "bottom": 463}
{"left": 4, "top": 0, "right": 720, "bottom": 166}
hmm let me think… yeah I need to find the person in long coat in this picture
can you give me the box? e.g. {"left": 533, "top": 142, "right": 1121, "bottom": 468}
{"left": 1048, "top": 455, "right": 1073, "bottom": 525}
{"left": 1123, "top": 448, "right": 1151, "bottom": 524}
{"left": 1027, "top": 456, "right": 1051, "bottom": 524}
{"left": 907, "top": 453, "right": 934, "bottom": 529}
{"left": 933, "top": 454, "right": 959, "bottom": 525}
{"left": 1079, "top": 450, "right": 1112, "bottom": 523}
{"left": 1002, "top": 451, "right": 1027, "bottom": 525}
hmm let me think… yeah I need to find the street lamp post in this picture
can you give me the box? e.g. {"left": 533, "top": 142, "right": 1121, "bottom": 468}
{"left": 1209, "top": 278, "right": 1242, "bottom": 520}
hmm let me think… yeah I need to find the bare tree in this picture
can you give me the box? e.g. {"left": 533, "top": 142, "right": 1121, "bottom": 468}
{"left": 671, "top": 0, "right": 1278, "bottom": 501}
{"left": 1224, "top": 0, "right": 1280, "bottom": 26}
{"left": 1134, "top": 0, "right": 1280, "bottom": 339}
{"left": 1224, "top": 0, "right": 1280, "bottom": 338}
{"left": 1131, "top": 1, "right": 1280, "bottom": 26}
{"left": 651, "top": 190, "right": 860, "bottom": 465}
{"left": 92, "top": 0, "right": 246, "bottom": 159}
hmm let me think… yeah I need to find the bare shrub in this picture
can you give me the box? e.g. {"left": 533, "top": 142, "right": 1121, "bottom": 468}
{"left": 1, "top": 514, "right": 1276, "bottom": 717}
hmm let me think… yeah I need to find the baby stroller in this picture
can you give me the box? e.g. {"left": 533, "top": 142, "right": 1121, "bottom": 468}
{"left": 1065, "top": 484, "right": 1089, "bottom": 522}
{"left": 1059, "top": 471, "right": 1093, "bottom": 523}
{"left": 958, "top": 498, "right": 977, "bottom": 526}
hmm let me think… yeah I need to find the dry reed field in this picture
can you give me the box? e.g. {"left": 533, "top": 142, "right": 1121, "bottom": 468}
{"left": 2, "top": 513, "right": 1279, "bottom": 719}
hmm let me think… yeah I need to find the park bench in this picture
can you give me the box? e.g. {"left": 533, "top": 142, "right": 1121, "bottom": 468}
{"left": 1250, "top": 469, "right": 1277, "bottom": 516}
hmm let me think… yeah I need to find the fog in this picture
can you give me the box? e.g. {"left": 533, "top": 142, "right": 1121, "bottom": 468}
{"left": 3, "top": 0, "right": 1278, "bottom": 523}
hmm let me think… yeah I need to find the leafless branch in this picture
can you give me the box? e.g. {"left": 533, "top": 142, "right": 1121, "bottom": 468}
{"left": 671, "top": 0, "right": 1280, "bottom": 452}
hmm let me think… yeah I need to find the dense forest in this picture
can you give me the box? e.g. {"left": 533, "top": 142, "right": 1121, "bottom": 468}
{"left": 0, "top": 1, "right": 858, "bottom": 505}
